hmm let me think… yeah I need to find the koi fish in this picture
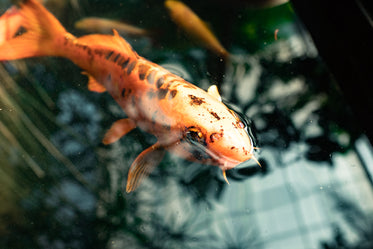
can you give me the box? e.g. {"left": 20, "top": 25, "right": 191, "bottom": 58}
{"left": 75, "top": 17, "right": 149, "bottom": 37}
{"left": 274, "top": 28, "right": 279, "bottom": 40}
{"left": 164, "top": 0, "right": 229, "bottom": 59}
{"left": 0, "top": 0, "right": 259, "bottom": 192}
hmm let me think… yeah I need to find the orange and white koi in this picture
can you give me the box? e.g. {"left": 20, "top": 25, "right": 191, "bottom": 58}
{"left": 0, "top": 0, "right": 259, "bottom": 192}
{"left": 164, "top": 0, "right": 229, "bottom": 59}
{"left": 75, "top": 17, "right": 149, "bottom": 37}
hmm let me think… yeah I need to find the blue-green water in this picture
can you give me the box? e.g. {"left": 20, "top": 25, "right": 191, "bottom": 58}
{"left": 1, "top": 1, "right": 372, "bottom": 248}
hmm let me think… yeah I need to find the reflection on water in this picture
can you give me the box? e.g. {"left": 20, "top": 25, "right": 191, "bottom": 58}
{"left": 1, "top": 1, "right": 373, "bottom": 249}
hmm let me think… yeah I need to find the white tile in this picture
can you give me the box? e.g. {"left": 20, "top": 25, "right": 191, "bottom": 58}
{"left": 298, "top": 194, "right": 328, "bottom": 227}
{"left": 264, "top": 232, "right": 306, "bottom": 249}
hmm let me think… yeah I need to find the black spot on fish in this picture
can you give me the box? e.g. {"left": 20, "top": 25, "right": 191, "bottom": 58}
{"left": 126, "top": 61, "right": 137, "bottom": 75}
{"left": 169, "top": 89, "right": 178, "bottom": 99}
{"left": 121, "top": 88, "right": 126, "bottom": 97}
{"left": 116, "top": 56, "right": 125, "bottom": 65}
{"left": 105, "top": 50, "right": 114, "bottom": 60}
{"left": 75, "top": 43, "right": 94, "bottom": 58}
{"left": 146, "top": 70, "right": 156, "bottom": 85}
{"left": 189, "top": 95, "right": 205, "bottom": 105}
{"left": 113, "top": 53, "right": 121, "bottom": 63}
{"left": 209, "top": 111, "right": 221, "bottom": 120}
{"left": 139, "top": 72, "right": 146, "bottom": 80}
{"left": 138, "top": 64, "right": 150, "bottom": 81}
{"left": 157, "top": 88, "right": 168, "bottom": 99}
{"left": 120, "top": 58, "right": 130, "bottom": 69}
{"left": 86, "top": 47, "right": 93, "bottom": 57}
{"left": 156, "top": 76, "right": 165, "bottom": 88}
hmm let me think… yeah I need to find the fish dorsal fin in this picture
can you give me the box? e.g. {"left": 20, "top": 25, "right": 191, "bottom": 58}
{"left": 102, "top": 118, "right": 136, "bottom": 145}
{"left": 207, "top": 85, "right": 222, "bottom": 102}
{"left": 126, "top": 143, "right": 165, "bottom": 193}
{"left": 112, "top": 29, "right": 139, "bottom": 58}
{"left": 81, "top": 71, "right": 106, "bottom": 92}
{"left": 75, "top": 30, "right": 138, "bottom": 58}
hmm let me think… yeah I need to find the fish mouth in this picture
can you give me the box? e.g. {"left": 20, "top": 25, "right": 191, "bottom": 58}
{"left": 205, "top": 143, "right": 260, "bottom": 171}
{"left": 200, "top": 146, "right": 251, "bottom": 170}
{"left": 214, "top": 153, "right": 261, "bottom": 171}
{"left": 215, "top": 155, "right": 250, "bottom": 171}
{"left": 206, "top": 138, "right": 256, "bottom": 170}
{"left": 177, "top": 136, "right": 256, "bottom": 170}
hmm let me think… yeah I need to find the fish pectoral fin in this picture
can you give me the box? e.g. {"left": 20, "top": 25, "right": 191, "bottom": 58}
{"left": 102, "top": 118, "right": 136, "bottom": 145}
{"left": 126, "top": 143, "right": 166, "bottom": 193}
{"left": 207, "top": 85, "right": 222, "bottom": 102}
{"left": 82, "top": 71, "right": 107, "bottom": 93}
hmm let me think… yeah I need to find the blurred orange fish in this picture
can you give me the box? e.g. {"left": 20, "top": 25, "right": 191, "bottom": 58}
{"left": 75, "top": 17, "right": 149, "bottom": 37}
{"left": 165, "top": 0, "right": 229, "bottom": 59}
{"left": 0, "top": 0, "right": 259, "bottom": 192}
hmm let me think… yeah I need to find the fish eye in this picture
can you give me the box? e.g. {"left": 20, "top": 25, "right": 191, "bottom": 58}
{"left": 185, "top": 126, "right": 206, "bottom": 145}
{"left": 228, "top": 109, "right": 248, "bottom": 129}
{"left": 237, "top": 120, "right": 246, "bottom": 129}
{"left": 234, "top": 110, "right": 258, "bottom": 147}
{"left": 224, "top": 102, "right": 259, "bottom": 148}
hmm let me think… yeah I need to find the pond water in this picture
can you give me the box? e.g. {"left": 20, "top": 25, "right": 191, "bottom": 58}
{"left": 1, "top": 1, "right": 372, "bottom": 249}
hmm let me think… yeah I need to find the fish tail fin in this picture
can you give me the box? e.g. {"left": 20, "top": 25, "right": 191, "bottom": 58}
{"left": 0, "top": 0, "right": 68, "bottom": 60}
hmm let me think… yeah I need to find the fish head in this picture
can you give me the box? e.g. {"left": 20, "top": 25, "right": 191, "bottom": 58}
{"left": 186, "top": 108, "right": 259, "bottom": 170}
{"left": 168, "top": 90, "right": 259, "bottom": 171}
